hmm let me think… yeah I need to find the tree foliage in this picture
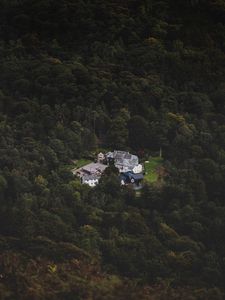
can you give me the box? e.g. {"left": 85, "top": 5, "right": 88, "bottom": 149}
{"left": 0, "top": 0, "right": 225, "bottom": 298}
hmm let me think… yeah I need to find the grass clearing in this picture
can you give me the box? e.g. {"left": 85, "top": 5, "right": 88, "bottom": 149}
{"left": 144, "top": 156, "right": 163, "bottom": 183}
{"left": 74, "top": 159, "right": 92, "bottom": 169}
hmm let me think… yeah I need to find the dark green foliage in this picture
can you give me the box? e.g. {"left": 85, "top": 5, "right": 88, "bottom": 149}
{"left": 0, "top": 0, "right": 225, "bottom": 298}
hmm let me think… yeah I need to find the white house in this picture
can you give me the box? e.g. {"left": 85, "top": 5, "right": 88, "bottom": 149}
{"left": 82, "top": 175, "right": 99, "bottom": 187}
{"left": 73, "top": 150, "right": 144, "bottom": 188}
{"left": 133, "top": 164, "right": 143, "bottom": 174}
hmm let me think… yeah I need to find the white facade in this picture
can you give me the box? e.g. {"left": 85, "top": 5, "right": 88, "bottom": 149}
{"left": 132, "top": 164, "right": 143, "bottom": 174}
{"left": 83, "top": 178, "right": 99, "bottom": 187}
{"left": 73, "top": 150, "right": 143, "bottom": 188}
{"left": 97, "top": 152, "right": 105, "bottom": 162}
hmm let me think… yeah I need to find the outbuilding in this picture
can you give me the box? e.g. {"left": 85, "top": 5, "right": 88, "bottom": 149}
{"left": 121, "top": 171, "right": 144, "bottom": 185}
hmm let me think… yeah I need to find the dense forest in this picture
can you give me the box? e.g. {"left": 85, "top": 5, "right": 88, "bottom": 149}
{"left": 1, "top": 0, "right": 225, "bottom": 299}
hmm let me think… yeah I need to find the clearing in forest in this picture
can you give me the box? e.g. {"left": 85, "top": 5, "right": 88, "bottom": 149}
{"left": 144, "top": 157, "right": 163, "bottom": 183}
{"left": 75, "top": 159, "right": 92, "bottom": 169}
{"left": 70, "top": 159, "right": 92, "bottom": 172}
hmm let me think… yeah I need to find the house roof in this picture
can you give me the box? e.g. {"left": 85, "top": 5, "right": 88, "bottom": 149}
{"left": 106, "top": 152, "right": 114, "bottom": 158}
{"left": 124, "top": 152, "right": 132, "bottom": 159}
{"left": 131, "top": 173, "right": 144, "bottom": 180}
{"left": 120, "top": 174, "right": 127, "bottom": 181}
{"left": 124, "top": 172, "right": 144, "bottom": 180}
{"left": 107, "top": 150, "right": 139, "bottom": 171}
{"left": 82, "top": 162, "right": 107, "bottom": 174}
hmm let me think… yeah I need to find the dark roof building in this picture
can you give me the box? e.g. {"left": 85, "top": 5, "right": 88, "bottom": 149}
{"left": 124, "top": 171, "right": 144, "bottom": 181}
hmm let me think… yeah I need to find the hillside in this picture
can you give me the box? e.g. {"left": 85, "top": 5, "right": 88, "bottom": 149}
{"left": 0, "top": 0, "right": 225, "bottom": 299}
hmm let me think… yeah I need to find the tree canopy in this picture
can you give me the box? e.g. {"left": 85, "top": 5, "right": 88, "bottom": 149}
{"left": 0, "top": 0, "right": 225, "bottom": 298}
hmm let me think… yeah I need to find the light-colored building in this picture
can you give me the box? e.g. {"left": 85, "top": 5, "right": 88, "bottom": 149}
{"left": 106, "top": 150, "right": 141, "bottom": 173}
{"left": 97, "top": 152, "right": 105, "bottom": 163}
{"left": 73, "top": 162, "right": 107, "bottom": 187}
{"left": 133, "top": 164, "right": 143, "bottom": 174}
{"left": 82, "top": 162, "right": 107, "bottom": 175}
{"left": 82, "top": 174, "right": 99, "bottom": 187}
{"left": 73, "top": 150, "right": 143, "bottom": 188}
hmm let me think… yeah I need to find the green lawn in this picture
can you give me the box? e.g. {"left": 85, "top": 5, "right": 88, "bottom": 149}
{"left": 69, "top": 158, "right": 92, "bottom": 172}
{"left": 75, "top": 159, "right": 92, "bottom": 169}
{"left": 144, "top": 157, "right": 163, "bottom": 183}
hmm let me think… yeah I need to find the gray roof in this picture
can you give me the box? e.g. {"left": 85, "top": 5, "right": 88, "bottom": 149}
{"left": 82, "top": 162, "right": 107, "bottom": 174}
{"left": 106, "top": 152, "right": 114, "bottom": 158}
{"left": 124, "top": 152, "right": 132, "bottom": 159}
{"left": 113, "top": 151, "right": 139, "bottom": 170}
{"left": 114, "top": 151, "right": 125, "bottom": 159}
{"left": 105, "top": 150, "right": 139, "bottom": 171}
